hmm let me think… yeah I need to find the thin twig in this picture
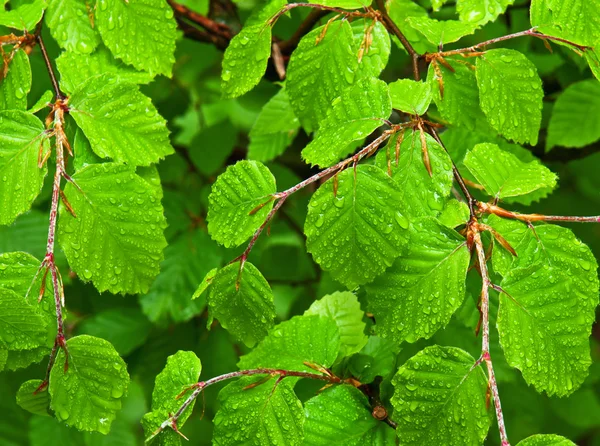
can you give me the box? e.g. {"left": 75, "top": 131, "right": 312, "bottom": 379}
{"left": 35, "top": 34, "right": 64, "bottom": 100}
{"left": 168, "top": 0, "right": 233, "bottom": 39}
{"left": 478, "top": 202, "right": 600, "bottom": 223}
{"left": 278, "top": 9, "right": 330, "bottom": 53}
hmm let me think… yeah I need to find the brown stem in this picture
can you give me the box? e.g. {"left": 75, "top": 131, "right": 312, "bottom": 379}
{"left": 168, "top": 0, "right": 233, "bottom": 39}
{"left": 278, "top": 9, "right": 330, "bottom": 53}
{"left": 35, "top": 34, "right": 64, "bottom": 100}
{"left": 375, "top": 0, "right": 420, "bottom": 80}
{"left": 478, "top": 202, "right": 600, "bottom": 224}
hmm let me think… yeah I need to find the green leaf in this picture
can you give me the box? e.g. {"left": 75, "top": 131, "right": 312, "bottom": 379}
{"left": 28, "top": 90, "right": 53, "bottom": 114}
{"left": 366, "top": 218, "right": 469, "bottom": 343}
{"left": 95, "top": 0, "right": 177, "bottom": 76}
{"left": 0, "top": 288, "right": 49, "bottom": 351}
{"left": 301, "top": 77, "right": 391, "bottom": 167}
{"left": 49, "top": 335, "right": 130, "bottom": 434}
{"left": 428, "top": 58, "right": 486, "bottom": 130}
{"left": 238, "top": 315, "right": 340, "bottom": 372}
{"left": 547, "top": 79, "right": 600, "bottom": 150}
{"left": 496, "top": 223, "right": 598, "bottom": 396}
{"left": 68, "top": 74, "right": 173, "bottom": 166}
{"left": 385, "top": 0, "right": 435, "bottom": 54}
{"left": 347, "top": 336, "right": 399, "bottom": 383}
{"left": 0, "top": 49, "right": 31, "bottom": 110}
{"left": 304, "top": 385, "right": 393, "bottom": 445}
{"left": 248, "top": 87, "right": 300, "bottom": 162}
{"left": 57, "top": 47, "right": 155, "bottom": 94}
{"left": 516, "top": 434, "right": 576, "bottom": 446}
{"left": 375, "top": 130, "right": 454, "bottom": 217}
{"left": 192, "top": 267, "right": 218, "bottom": 300}
{"left": 351, "top": 19, "right": 391, "bottom": 79}
{"left": 208, "top": 261, "right": 275, "bottom": 348}
{"left": 583, "top": 47, "right": 600, "bottom": 81}
{"left": 305, "top": 291, "right": 367, "bottom": 359}
{"left": 207, "top": 160, "right": 276, "bottom": 248}
{"left": 476, "top": 49, "right": 543, "bottom": 144}
{"left": 141, "top": 351, "right": 201, "bottom": 441}
{"left": 0, "top": 111, "right": 48, "bottom": 225}
{"left": 17, "top": 380, "right": 50, "bottom": 416}
{"left": 287, "top": 20, "right": 359, "bottom": 131}
{"left": 438, "top": 199, "right": 470, "bottom": 229}
{"left": 0, "top": 0, "right": 46, "bottom": 30}
{"left": 78, "top": 308, "right": 152, "bottom": 356}
{"left": 530, "top": 0, "right": 600, "bottom": 47}
{"left": 213, "top": 376, "right": 304, "bottom": 446}
{"left": 4, "top": 346, "right": 49, "bottom": 372}
{"left": 463, "top": 143, "right": 557, "bottom": 204}
{"left": 221, "top": 23, "right": 272, "bottom": 98}
{"left": 139, "top": 230, "right": 222, "bottom": 325}
{"left": 45, "top": 0, "right": 101, "bottom": 54}
{"left": 58, "top": 163, "right": 167, "bottom": 294}
{"left": 406, "top": 17, "right": 477, "bottom": 46}
{"left": 388, "top": 79, "right": 432, "bottom": 115}
{"left": 309, "top": 0, "right": 366, "bottom": 9}
{"left": 457, "top": 0, "right": 515, "bottom": 26}
{"left": 391, "top": 346, "right": 491, "bottom": 446}
{"left": 305, "top": 165, "right": 409, "bottom": 289}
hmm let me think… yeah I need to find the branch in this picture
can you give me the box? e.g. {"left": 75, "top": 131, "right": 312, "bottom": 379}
{"left": 35, "top": 33, "right": 64, "bottom": 100}
{"left": 168, "top": 0, "right": 233, "bottom": 40}
{"left": 149, "top": 367, "right": 346, "bottom": 441}
{"left": 478, "top": 202, "right": 600, "bottom": 224}
{"left": 277, "top": 9, "right": 330, "bottom": 53}
{"left": 375, "top": 0, "right": 420, "bottom": 80}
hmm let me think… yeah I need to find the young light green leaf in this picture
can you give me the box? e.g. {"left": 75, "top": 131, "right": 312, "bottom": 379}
{"left": 476, "top": 49, "right": 543, "bottom": 144}
{"left": 516, "top": 434, "right": 576, "bottom": 446}
{"left": 351, "top": 19, "right": 391, "bottom": 79}
{"left": 530, "top": 0, "right": 600, "bottom": 47}
{"left": 301, "top": 78, "right": 391, "bottom": 167}
{"left": 439, "top": 199, "right": 470, "bottom": 228}
{"left": 305, "top": 165, "right": 410, "bottom": 289}
{"left": 406, "top": 17, "right": 477, "bottom": 46}
{"left": 238, "top": 315, "right": 340, "bottom": 372}
{"left": 4, "top": 346, "right": 49, "bottom": 372}
{"left": 464, "top": 143, "right": 557, "bottom": 204}
{"left": 457, "top": 0, "right": 515, "bottom": 26}
{"left": 428, "top": 58, "right": 486, "bottom": 130}
{"left": 584, "top": 47, "right": 600, "bottom": 81}
{"left": 0, "top": 288, "right": 50, "bottom": 351}
{"left": 69, "top": 74, "right": 173, "bottom": 166}
{"left": 305, "top": 291, "right": 367, "bottom": 359}
{"left": 221, "top": 23, "right": 272, "bottom": 98}
{"left": 28, "top": 90, "right": 53, "bottom": 114}
{"left": 192, "top": 267, "right": 218, "bottom": 301}
{"left": 304, "top": 385, "right": 394, "bottom": 445}
{"left": 208, "top": 261, "right": 275, "bottom": 348}
{"left": 207, "top": 160, "right": 276, "bottom": 248}
{"left": 248, "top": 87, "right": 300, "bottom": 162}
{"left": 96, "top": 0, "right": 177, "bottom": 76}
{"left": 58, "top": 163, "right": 167, "bottom": 295}
{"left": 45, "top": 0, "right": 101, "bottom": 54}
{"left": 497, "top": 224, "right": 598, "bottom": 396}
{"left": 0, "top": 0, "right": 45, "bottom": 30}
{"left": 139, "top": 230, "right": 222, "bottom": 325}
{"left": 309, "top": 0, "right": 366, "bottom": 8}
{"left": 347, "top": 336, "right": 399, "bottom": 384}
{"left": 287, "top": 20, "right": 359, "bottom": 131}
{"left": 547, "top": 79, "right": 600, "bottom": 150}
{"left": 0, "top": 49, "right": 31, "bottom": 110}
{"left": 0, "top": 111, "right": 48, "bottom": 226}
{"left": 388, "top": 79, "right": 432, "bottom": 115}
{"left": 386, "top": 0, "right": 435, "bottom": 54}
{"left": 49, "top": 335, "right": 130, "bottom": 434}
{"left": 375, "top": 130, "right": 454, "bottom": 217}
{"left": 17, "top": 380, "right": 50, "bottom": 416}
{"left": 366, "top": 219, "right": 470, "bottom": 343}
{"left": 78, "top": 308, "right": 152, "bottom": 356}
{"left": 213, "top": 376, "right": 304, "bottom": 446}
{"left": 57, "top": 47, "right": 155, "bottom": 94}
{"left": 391, "top": 346, "right": 491, "bottom": 446}
{"left": 151, "top": 351, "right": 201, "bottom": 415}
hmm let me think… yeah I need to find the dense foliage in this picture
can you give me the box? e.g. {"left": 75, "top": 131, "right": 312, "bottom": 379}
{"left": 1, "top": 0, "right": 600, "bottom": 445}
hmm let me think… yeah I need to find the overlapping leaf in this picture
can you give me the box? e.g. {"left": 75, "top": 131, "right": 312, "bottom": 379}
{"left": 213, "top": 376, "right": 304, "bottom": 446}
{"left": 0, "top": 288, "right": 50, "bottom": 351}
{"left": 457, "top": 0, "right": 515, "bottom": 26}
{"left": 45, "top": 0, "right": 101, "bottom": 54}
{"left": 388, "top": 79, "right": 432, "bottom": 115}
{"left": 516, "top": 434, "right": 576, "bottom": 446}
{"left": 208, "top": 261, "right": 275, "bottom": 348}
{"left": 351, "top": 19, "right": 391, "bottom": 78}
{"left": 301, "top": 78, "right": 391, "bottom": 167}
{"left": 366, "top": 219, "right": 469, "bottom": 343}
{"left": 347, "top": 336, "right": 399, "bottom": 384}
{"left": 58, "top": 163, "right": 167, "bottom": 295}
{"left": 547, "top": 80, "right": 600, "bottom": 150}
{"left": 0, "top": 111, "right": 48, "bottom": 226}
{"left": 305, "top": 165, "right": 410, "bottom": 289}
{"left": 0, "top": 49, "right": 31, "bottom": 110}
{"left": 391, "top": 346, "right": 491, "bottom": 445}
{"left": 530, "top": 0, "right": 600, "bottom": 47}
{"left": 406, "top": 16, "right": 477, "bottom": 45}
{"left": 16, "top": 380, "right": 50, "bottom": 416}
{"left": 69, "top": 74, "right": 173, "bottom": 166}
{"left": 207, "top": 160, "right": 276, "bottom": 248}
{"left": 375, "top": 130, "right": 454, "bottom": 217}
{"left": 464, "top": 143, "right": 557, "bottom": 204}
{"left": 95, "top": 0, "right": 177, "bottom": 76}
{"left": 476, "top": 49, "right": 543, "bottom": 144}
{"left": 49, "top": 335, "right": 130, "bottom": 434}
{"left": 0, "top": 0, "right": 45, "bottom": 30}
{"left": 238, "top": 315, "right": 340, "bottom": 372}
